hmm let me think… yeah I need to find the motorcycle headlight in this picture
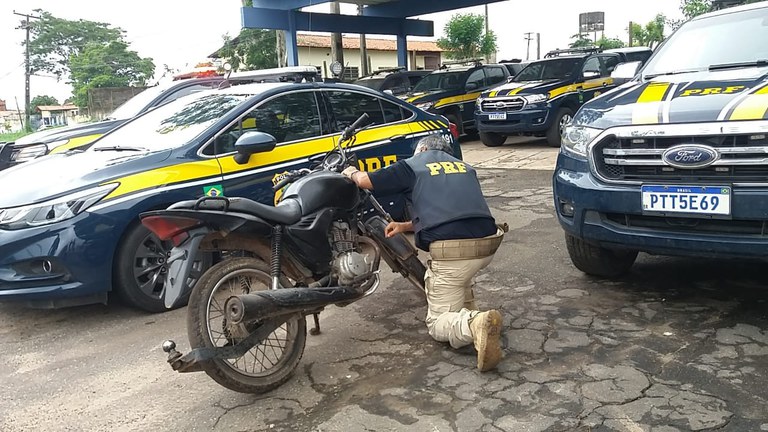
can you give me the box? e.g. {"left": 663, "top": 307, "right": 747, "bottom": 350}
{"left": 522, "top": 94, "right": 548, "bottom": 104}
{"left": 10, "top": 142, "right": 57, "bottom": 162}
{"left": 0, "top": 184, "right": 118, "bottom": 230}
{"left": 561, "top": 125, "right": 602, "bottom": 158}
{"left": 415, "top": 101, "right": 435, "bottom": 111}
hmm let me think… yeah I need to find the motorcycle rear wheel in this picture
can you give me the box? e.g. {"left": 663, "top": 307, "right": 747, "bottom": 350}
{"left": 187, "top": 257, "right": 306, "bottom": 394}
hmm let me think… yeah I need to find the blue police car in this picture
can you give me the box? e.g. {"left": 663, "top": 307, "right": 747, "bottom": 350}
{"left": 0, "top": 78, "right": 457, "bottom": 311}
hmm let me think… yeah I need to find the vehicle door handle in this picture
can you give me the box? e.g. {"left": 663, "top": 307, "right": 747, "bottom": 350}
{"left": 390, "top": 134, "right": 406, "bottom": 141}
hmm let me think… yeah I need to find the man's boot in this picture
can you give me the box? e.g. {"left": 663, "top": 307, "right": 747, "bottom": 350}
{"left": 469, "top": 310, "right": 503, "bottom": 372}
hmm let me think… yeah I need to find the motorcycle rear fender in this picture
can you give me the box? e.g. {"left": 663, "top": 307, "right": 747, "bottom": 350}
{"left": 140, "top": 209, "right": 273, "bottom": 236}
{"left": 164, "top": 229, "right": 208, "bottom": 309}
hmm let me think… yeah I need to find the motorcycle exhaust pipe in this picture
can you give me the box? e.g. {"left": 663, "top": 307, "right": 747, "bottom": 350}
{"left": 226, "top": 286, "right": 365, "bottom": 325}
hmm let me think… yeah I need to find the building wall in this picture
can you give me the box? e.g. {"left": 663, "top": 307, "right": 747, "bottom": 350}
{"left": 298, "top": 47, "right": 439, "bottom": 78}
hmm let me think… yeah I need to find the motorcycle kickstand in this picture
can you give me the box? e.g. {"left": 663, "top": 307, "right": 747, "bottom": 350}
{"left": 309, "top": 313, "right": 321, "bottom": 336}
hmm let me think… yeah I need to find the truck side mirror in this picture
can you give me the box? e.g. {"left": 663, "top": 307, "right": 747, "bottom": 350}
{"left": 610, "top": 61, "right": 642, "bottom": 84}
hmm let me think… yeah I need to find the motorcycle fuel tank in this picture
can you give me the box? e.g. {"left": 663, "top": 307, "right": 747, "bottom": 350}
{"left": 281, "top": 171, "right": 360, "bottom": 215}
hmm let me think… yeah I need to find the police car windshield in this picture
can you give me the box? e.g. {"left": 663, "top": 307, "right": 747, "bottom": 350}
{"left": 643, "top": 7, "right": 768, "bottom": 78}
{"left": 514, "top": 58, "right": 579, "bottom": 82}
{"left": 107, "top": 82, "right": 176, "bottom": 120}
{"left": 412, "top": 71, "right": 464, "bottom": 92}
{"left": 91, "top": 93, "right": 249, "bottom": 152}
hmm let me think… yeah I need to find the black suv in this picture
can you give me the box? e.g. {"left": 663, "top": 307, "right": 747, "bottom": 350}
{"left": 353, "top": 67, "right": 430, "bottom": 96}
{"left": 475, "top": 48, "right": 630, "bottom": 147}
{"left": 402, "top": 60, "right": 510, "bottom": 135}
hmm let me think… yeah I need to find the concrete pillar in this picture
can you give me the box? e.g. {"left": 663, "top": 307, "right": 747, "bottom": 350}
{"left": 397, "top": 32, "right": 408, "bottom": 69}
{"left": 285, "top": 11, "right": 299, "bottom": 66}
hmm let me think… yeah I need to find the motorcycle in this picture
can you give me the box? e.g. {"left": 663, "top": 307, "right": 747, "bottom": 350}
{"left": 140, "top": 113, "right": 427, "bottom": 394}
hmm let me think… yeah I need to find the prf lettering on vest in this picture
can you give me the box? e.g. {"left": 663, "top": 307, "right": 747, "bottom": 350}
{"left": 679, "top": 85, "right": 746, "bottom": 97}
{"left": 426, "top": 161, "right": 468, "bottom": 176}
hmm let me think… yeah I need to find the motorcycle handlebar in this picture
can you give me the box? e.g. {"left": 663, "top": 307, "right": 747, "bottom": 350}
{"left": 340, "top": 113, "right": 371, "bottom": 142}
{"left": 272, "top": 176, "right": 293, "bottom": 192}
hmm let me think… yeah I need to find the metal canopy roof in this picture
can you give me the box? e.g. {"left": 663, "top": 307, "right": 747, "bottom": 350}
{"left": 250, "top": 0, "right": 507, "bottom": 19}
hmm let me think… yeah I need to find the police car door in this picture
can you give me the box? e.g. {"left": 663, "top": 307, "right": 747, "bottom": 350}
{"left": 211, "top": 89, "right": 335, "bottom": 204}
{"left": 580, "top": 55, "right": 614, "bottom": 102}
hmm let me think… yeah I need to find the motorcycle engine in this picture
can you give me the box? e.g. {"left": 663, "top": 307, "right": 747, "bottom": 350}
{"left": 330, "top": 221, "right": 370, "bottom": 286}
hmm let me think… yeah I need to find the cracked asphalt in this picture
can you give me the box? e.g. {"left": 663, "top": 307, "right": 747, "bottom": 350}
{"left": 2, "top": 139, "right": 768, "bottom": 432}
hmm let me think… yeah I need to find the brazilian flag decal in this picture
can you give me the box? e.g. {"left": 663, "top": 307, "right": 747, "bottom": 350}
{"left": 203, "top": 184, "right": 224, "bottom": 197}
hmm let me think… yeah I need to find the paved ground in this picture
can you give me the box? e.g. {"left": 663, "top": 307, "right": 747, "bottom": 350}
{"left": 2, "top": 138, "right": 768, "bottom": 432}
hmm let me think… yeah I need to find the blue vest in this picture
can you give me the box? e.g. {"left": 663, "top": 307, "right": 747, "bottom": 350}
{"left": 404, "top": 150, "right": 493, "bottom": 232}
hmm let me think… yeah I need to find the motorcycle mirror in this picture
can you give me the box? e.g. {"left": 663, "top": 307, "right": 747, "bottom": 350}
{"left": 233, "top": 131, "right": 277, "bottom": 165}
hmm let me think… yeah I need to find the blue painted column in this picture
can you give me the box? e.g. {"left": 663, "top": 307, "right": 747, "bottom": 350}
{"left": 396, "top": 31, "right": 408, "bottom": 69}
{"left": 285, "top": 11, "right": 299, "bottom": 66}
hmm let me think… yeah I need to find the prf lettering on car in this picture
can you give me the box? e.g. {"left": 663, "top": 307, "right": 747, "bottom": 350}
{"left": 680, "top": 85, "right": 746, "bottom": 97}
{"left": 426, "top": 161, "right": 468, "bottom": 176}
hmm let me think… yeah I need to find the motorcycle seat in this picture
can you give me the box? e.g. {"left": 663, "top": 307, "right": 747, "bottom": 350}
{"left": 169, "top": 197, "right": 302, "bottom": 225}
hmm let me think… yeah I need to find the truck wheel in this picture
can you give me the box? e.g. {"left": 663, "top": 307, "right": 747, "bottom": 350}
{"left": 564, "top": 233, "right": 637, "bottom": 278}
{"left": 480, "top": 132, "right": 506, "bottom": 147}
{"left": 546, "top": 107, "right": 574, "bottom": 147}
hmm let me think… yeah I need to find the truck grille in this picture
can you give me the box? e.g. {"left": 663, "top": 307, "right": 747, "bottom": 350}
{"left": 480, "top": 97, "right": 525, "bottom": 112}
{"left": 605, "top": 213, "right": 768, "bottom": 236}
{"left": 593, "top": 134, "right": 768, "bottom": 183}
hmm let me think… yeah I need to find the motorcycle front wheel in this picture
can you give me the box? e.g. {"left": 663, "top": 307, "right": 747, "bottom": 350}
{"left": 187, "top": 257, "right": 307, "bottom": 394}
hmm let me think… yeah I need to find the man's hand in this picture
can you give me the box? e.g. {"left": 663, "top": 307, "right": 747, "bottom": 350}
{"left": 342, "top": 166, "right": 359, "bottom": 178}
{"left": 384, "top": 221, "right": 413, "bottom": 238}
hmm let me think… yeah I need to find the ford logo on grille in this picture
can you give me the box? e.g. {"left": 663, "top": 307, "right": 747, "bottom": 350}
{"left": 661, "top": 144, "right": 719, "bottom": 169}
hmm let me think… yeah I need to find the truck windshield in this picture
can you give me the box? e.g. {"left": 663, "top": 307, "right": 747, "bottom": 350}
{"left": 412, "top": 72, "right": 464, "bottom": 92}
{"left": 353, "top": 78, "right": 386, "bottom": 90}
{"left": 643, "top": 7, "right": 768, "bottom": 78}
{"left": 514, "top": 58, "right": 579, "bottom": 82}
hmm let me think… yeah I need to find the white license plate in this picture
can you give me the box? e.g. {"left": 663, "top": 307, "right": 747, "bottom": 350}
{"left": 641, "top": 185, "right": 731, "bottom": 216}
{"left": 488, "top": 112, "right": 507, "bottom": 120}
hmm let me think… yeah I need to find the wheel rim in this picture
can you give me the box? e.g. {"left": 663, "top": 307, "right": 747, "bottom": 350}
{"left": 559, "top": 113, "right": 573, "bottom": 134}
{"left": 131, "top": 232, "right": 206, "bottom": 300}
{"left": 205, "top": 268, "right": 299, "bottom": 378}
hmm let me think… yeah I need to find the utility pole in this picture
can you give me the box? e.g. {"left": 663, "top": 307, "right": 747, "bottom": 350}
{"left": 536, "top": 33, "right": 541, "bottom": 60}
{"left": 330, "top": 2, "right": 345, "bottom": 77}
{"left": 628, "top": 21, "right": 634, "bottom": 47}
{"left": 484, "top": 5, "right": 496, "bottom": 63}
{"left": 358, "top": 5, "right": 369, "bottom": 76}
{"left": 524, "top": 32, "right": 534, "bottom": 61}
{"left": 14, "top": 10, "right": 40, "bottom": 132}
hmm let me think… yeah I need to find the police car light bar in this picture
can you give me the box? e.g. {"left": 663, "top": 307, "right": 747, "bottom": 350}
{"left": 229, "top": 66, "right": 320, "bottom": 83}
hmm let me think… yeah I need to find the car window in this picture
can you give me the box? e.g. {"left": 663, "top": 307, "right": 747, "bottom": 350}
{"left": 408, "top": 74, "right": 425, "bottom": 88}
{"left": 582, "top": 57, "right": 602, "bottom": 77}
{"left": 208, "top": 91, "right": 322, "bottom": 155}
{"left": 92, "top": 93, "right": 249, "bottom": 153}
{"left": 485, "top": 67, "right": 507, "bottom": 87}
{"left": 624, "top": 51, "right": 652, "bottom": 64}
{"left": 385, "top": 75, "right": 410, "bottom": 95}
{"left": 158, "top": 82, "right": 219, "bottom": 105}
{"left": 466, "top": 69, "right": 486, "bottom": 89}
{"left": 381, "top": 99, "right": 408, "bottom": 123}
{"left": 515, "top": 58, "right": 580, "bottom": 82}
{"left": 412, "top": 72, "right": 464, "bottom": 92}
{"left": 600, "top": 56, "right": 620, "bottom": 76}
{"left": 325, "top": 91, "right": 390, "bottom": 131}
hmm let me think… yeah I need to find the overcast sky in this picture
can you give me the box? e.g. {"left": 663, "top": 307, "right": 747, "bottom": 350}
{"left": 0, "top": 0, "right": 683, "bottom": 109}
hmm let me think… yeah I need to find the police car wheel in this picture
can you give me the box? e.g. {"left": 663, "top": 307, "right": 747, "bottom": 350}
{"left": 113, "top": 223, "right": 210, "bottom": 312}
{"left": 480, "top": 132, "right": 506, "bottom": 147}
{"left": 546, "top": 108, "right": 574, "bottom": 147}
{"left": 564, "top": 233, "right": 637, "bottom": 278}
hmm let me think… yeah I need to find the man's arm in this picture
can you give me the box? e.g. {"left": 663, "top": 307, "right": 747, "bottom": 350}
{"left": 343, "top": 167, "right": 373, "bottom": 190}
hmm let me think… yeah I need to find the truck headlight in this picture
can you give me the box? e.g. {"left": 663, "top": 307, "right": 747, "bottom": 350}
{"left": 10, "top": 142, "right": 56, "bottom": 162}
{"left": 522, "top": 94, "right": 548, "bottom": 104}
{"left": 0, "top": 184, "right": 118, "bottom": 230}
{"left": 415, "top": 102, "right": 435, "bottom": 111}
{"left": 562, "top": 125, "right": 601, "bottom": 158}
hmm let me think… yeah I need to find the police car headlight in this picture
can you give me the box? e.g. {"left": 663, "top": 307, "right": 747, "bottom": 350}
{"left": 415, "top": 102, "right": 435, "bottom": 111}
{"left": 561, "top": 125, "right": 601, "bottom": 158}
{"left": 522, "top": 94, "right": 548, "bottom": 104}
{"left": 0, "top": 184, "right": 118, "bottom": 230}
{"left": 10, "top": 142, "right": 55, "bottom": 162}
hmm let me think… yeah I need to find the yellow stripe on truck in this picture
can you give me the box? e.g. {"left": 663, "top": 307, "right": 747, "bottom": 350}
{"left": 632, "top": 82, "right": 671, "bottom": 125}
{"left": 48, "top": 134, "right": 104, "bottom": 154}
{"left": 729, "top": 85, "right": 768, "bottom": 120}
{"left": 434, "top": 92, "right": 482, "bottom": 108}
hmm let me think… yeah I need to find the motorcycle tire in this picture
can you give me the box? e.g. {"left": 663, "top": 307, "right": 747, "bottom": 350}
{"left": 187, "top": 257, "right": 307, "bottom": 394}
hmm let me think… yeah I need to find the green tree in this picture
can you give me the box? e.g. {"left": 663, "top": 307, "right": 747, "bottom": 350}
{"left": 437, "top": 13, "right": 497, "bottom": 60}
{"left": 25, "top": 10, "right": 123, "bottom": 80}
{"left": 569, "top": 33, "right": 594, "bottom": 48}
{"left": 29, "top": 95, "right": 59, "bottom": 114}
{"left": 630, "top": 14, "right": 666, "bottom": 49}
{"left": 596, "top": 36, "right": 626, "bottom": 49}
{"left": 218, "top": 29, "right": 279, "bottom": 71}
{"left": 69, "top": 41, "right": 154, "bottom": 107}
